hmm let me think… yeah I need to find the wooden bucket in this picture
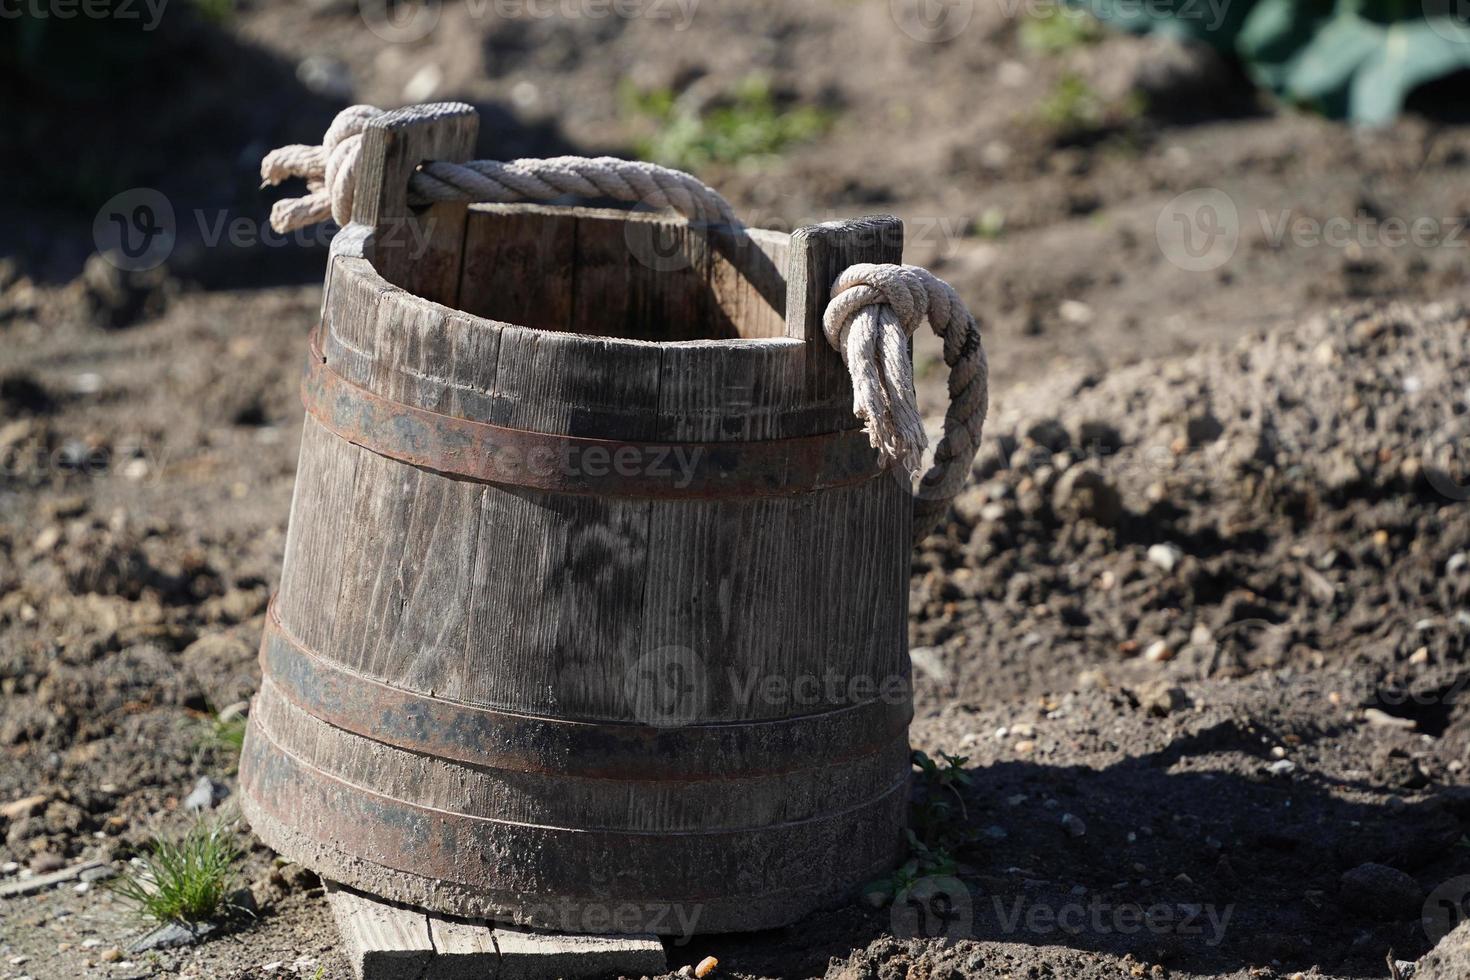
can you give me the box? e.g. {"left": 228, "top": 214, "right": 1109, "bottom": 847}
{"left": 239, "top": 104, "right": 914, "bottom": 935}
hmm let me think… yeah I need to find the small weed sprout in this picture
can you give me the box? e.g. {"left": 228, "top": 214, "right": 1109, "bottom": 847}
{"left": 622, "top": 75, "right": 833, "bottom": 172}
{"left": 1020, "top": 7, "right": 1103, "bottom": 53}
{"left": 109, "top": 819, "right": 242, "bottom": 925}
{"left": 864, "top": 750, "right": 983, "bottom": 907}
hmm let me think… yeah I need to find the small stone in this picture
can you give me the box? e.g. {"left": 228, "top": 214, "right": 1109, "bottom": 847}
{"left": 1447, "top": 553, "right": 1469, "bottom": 575}
{"left": 1363, "top": 707, "right": 1416, "bottom": 730}
{"left": 1061, "top": 813, "right": 1087, "bottom": 838}
{"left": 402, "top": 63, "right": 443, "bottom": 103}
{"left": 1409, "top": 646, "right": 1430, "bottom": 665}
{"left": 128, "top": 919, "right": 217, "bottom": 953}
{"left": 1143, "top": 640, "right": 1174, "bottom": 663}
{"left": 10, "top": 955, "right": 29, "bottom": 966}
{"left": 1, "top": 861, "right": 18, "bottom": 874}
{"left": 1138, "top": 681, "right": 1188, "bottom": 718}
{"left": 100, "top": 948, "right": 123, "bottom": 963}
{"left": 1059, "top": 299, "right": 1094, "bottom": 324}
{"left": 1014, "top": 739, "right": 1037, "bottom": 755}
{"left": 696, "top": 956, "right": 719, "bottom": 978}
{"left": 0, "top": 794, "right": 49, "bottom": 821}
{"left": 1270, "top": 746, "right": 1288, "bottom": 759}
{"left": 296, "top": 55, "right": 353, "bottom": 100}
{"left": 32, "top": 526, "right": 61, "bottom": 552}
{"left": 30, "top": 853, "right": 64, "bottom": 874}
{"left": 1266, "top": 759, "right": 1296, "bottom": 777}
{"left": 183, "top": 775, "right": 230, "bottom": 812}
{"left": 1147, "top": 543, "right": 1184, "bottom": 573}
{"left": 1339, "top": 862, "right": 1423, "bottom": 919}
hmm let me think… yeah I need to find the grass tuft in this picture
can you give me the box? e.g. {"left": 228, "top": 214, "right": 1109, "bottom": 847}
{"left": 622, "top": 74, "right": 833, "bottom": 172}
{"left": 1019, "top": 6, "right": 1103, "bottom": 53}
{"left": 108, "top": 819, "right": 242, "bottom": 924}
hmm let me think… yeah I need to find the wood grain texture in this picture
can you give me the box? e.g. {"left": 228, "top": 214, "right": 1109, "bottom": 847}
{"left": 354, "top": 102, "right": 478, "bottom": 306}
{"left": 245, "top": 203, "right": 913, "bottom": 934}
{"left": 326, "top": 882, "right": 434, "bottom": 980}
{"left": 787, "top": 215, "right": 905, "bottom": 415}
{"left": 458, "top": 205, "right": 576, "bottom": 332}
{"left": 274, "top": 416, "right": 360, "bottom": 657}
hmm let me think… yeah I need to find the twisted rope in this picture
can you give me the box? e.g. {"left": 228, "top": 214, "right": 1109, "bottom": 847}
{"left": 262, "top": 105, "right": 987, "bottom": 541}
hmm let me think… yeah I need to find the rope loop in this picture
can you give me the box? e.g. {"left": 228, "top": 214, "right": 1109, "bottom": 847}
{"left": 262, "top": 105, "right": 988, "bottom": 541}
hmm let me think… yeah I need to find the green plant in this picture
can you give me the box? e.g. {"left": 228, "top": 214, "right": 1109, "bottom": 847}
{"left": 622, "top": 75, "right": 834, "bottom": 171}
{"left": 863, "top": 751, "right": 984, "bottom": 907}
{"left": 1034, "top": 73, "right": 1144, "bottom": 138}
{"left": 209, "top": 715, "right": 247, "bottom": 755}
{"left": 108, "top": 820, "right": 242, "bottom": 925}
{"left": 1072, "top": 0, "right": 1470, "bottom": 124}
{"left": 1021, "top": 6, "right": 1104, "bottom": 52}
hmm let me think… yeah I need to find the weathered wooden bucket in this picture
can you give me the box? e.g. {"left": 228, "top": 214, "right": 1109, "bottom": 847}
{"left": 239, "top": 105, "right": 913, "bottom": 935}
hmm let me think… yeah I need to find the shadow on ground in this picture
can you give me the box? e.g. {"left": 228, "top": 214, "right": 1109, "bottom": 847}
{"left": 693, "top": 721, "right": 1470, "bottom": 979}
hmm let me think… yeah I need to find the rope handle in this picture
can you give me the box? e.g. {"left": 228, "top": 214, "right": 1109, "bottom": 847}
{"left": 262, "top": 105, "right": 988, "bottom": 542}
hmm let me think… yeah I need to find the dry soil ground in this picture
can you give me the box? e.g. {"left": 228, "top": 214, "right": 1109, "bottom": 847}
{"left": 2, "top": 1, "right": 1470, "bottom": 978}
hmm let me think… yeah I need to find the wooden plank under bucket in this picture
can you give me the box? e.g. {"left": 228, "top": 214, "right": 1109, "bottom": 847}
{"left": 240, "top": 102, "right": 914, "bottom": 935}
{"left": 326, "top": 883, "right": 666, "bottom": 980}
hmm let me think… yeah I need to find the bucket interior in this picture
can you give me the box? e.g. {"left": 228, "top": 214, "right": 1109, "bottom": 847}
{"left": 412, "top": 204, "right": 791, "bottom": 345}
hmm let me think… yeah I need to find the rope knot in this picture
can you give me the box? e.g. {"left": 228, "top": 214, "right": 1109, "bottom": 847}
{"left": 260, "top": 104, "right": 385, "bottom": 233}
{"left": 822, "top": 263, "right": 988, "bottom": 530}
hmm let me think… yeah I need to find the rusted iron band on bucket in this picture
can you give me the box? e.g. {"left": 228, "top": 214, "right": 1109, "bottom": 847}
{"left": 301, "top": 332, "right": 884, "bottom": 498}
{"left": 260, "top": 602, "right": 911, "bottom": 781}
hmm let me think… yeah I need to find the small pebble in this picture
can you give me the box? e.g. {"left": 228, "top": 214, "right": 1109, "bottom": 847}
{"left": 1270, "top": 746, "right": 1288, "bottom": 759}
{"left": 1363, "top": 707, "right": 1416, "bottom": 730}
{"left": 1409, "top": 646, "right": 1429, "bottom": 665}
{"left": 1267, "top": 759, "right": 1296, "bottom": 776}
{"left": 1061, "top": 813, "right": 1087, "bottom": 838}
{"left": 1447, "top": 553, "right": 1468, "bottom": 575}
{"left": 100, "top": 948, "right": 123, "bottom": 963}
{"left": 1143, "top": 640, "right": 1174, "bottom": 663}
{"left": 1147, "top": 543, "right": 1184, "bottom": 573}
{"left": 696, "top": 956, "right": 719, "bottom": 978}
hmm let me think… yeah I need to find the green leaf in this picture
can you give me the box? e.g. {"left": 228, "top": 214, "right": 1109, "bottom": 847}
{"left": 1237, "top": 0, "right": 1332, "bottom": 88}
{"left": 1349, "top": 19, "right": 1470, "bottom": 124}
{"left": 1283, "top": 11, "right": 1383, "bottom": 98}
